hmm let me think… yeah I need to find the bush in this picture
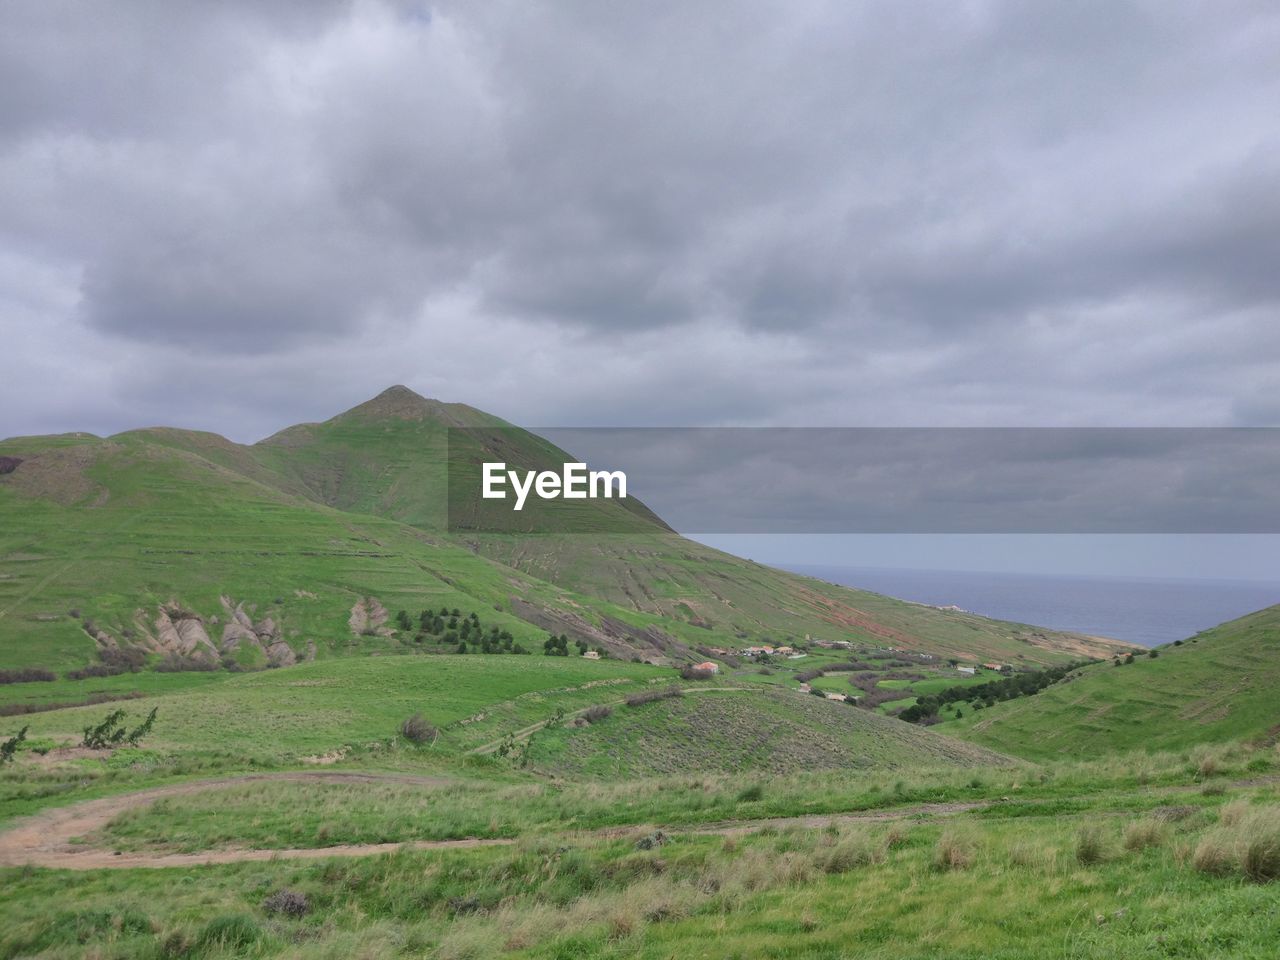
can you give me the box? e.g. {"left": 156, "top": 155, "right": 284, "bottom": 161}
{"left": 933, "top": 831, "right": 975, "bottom": 871}
{"left": 66, "top": 646, "right": 147, "bottom": 681}
{"left": 0, "top": 668, "right": 56, "bottom": 684}
{"left": 1076, "top": 825, "right": 1108, "bottom": 865}
{"left": 1, "top": 725, "right": 29, "bottom": 765}
{"left": 262, "top": 889, "right": 310, "bottom": 918}
{"left": 679, "top": 665, "right": 716, "bottom": 680}
{"left": 196, "top": 914, "right": 262, "bottom": 951}
{"left": 737, "top": 784, "right": 764, "bottom": 803}
{"left": 635, "top": 830, "right": 668, "bottom": 850}
{"left": 1123, "top": 819, "right": 1167, "bottom": 852}
{"left": 1241, "top": 819, "right": 1280, "bottom": 883}
{"left": 580, "top": 705, "right": 612, "bottom": 724}
{"left": 155, "top": 654, "right": 220, "bottom": 673}
{"left": 814, "top": 836, "right": 881, "bottom": 873}
{"left": 1192, "top": 836, "right": 1235, "bottom": 876}
{"left": 625, "top": 686, "right": 683, "bottom": 707}
{"left": 400, "top": 713, "right": 437, "bottom": 744}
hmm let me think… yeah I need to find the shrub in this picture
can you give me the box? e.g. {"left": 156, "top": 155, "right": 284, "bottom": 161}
{"left": 737, "top": 784, "right": 764, "bottom": 803}
{"left": 1076, "top": 825, "right": 1108, "bottom": 865}
{"left": 262, "top": 889, "right": 310, "bottom": 918}
{"left": 155, "top": 654, "right": 219, "bottom": 673}
{"left": 196, "top": 914, "right": 262, "bottom": 951}
{"left": 1192, "top": 836, "right": 1236, "bottom": 876}
{"left": 0, "top": 668, "right": 56, "bottom": 685}
{"left": 400, "top": 713, "right": 437, "bottom": 744}
{"left": 625, "top": 687, "right": 683, "bottom": 707}
{"left": 1241, "top": 815, "right": 1280, "bottom": 883}
{"left": 581, "top": 705, "right": 612, "bottom": 724}
{"left": 1, "top": 725, "right": 29, "bottom": 765}
{"left": 814, "top": 836, "right": 881, "bottom": 873}
{"left": 1123, "top": 819, "right": 1167, "bottom": 852}
{"left": 635, "top": 830, "right": 668, "bottom": 850}
{"left": 1196, "top": 751, "right": 1223, "bottom": 779}
{"left": 679, "top": 665, "right": 716, "bottom": 680}
{"left": 933, "top": 831, "right": 975, "bottom": 871}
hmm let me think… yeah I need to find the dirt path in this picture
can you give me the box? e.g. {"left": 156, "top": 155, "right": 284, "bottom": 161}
{"left": 0, "top": 771, "right": 983, "bottom": 871}
{"left": 0, "top": 771, "right": 474, "bottom": 870}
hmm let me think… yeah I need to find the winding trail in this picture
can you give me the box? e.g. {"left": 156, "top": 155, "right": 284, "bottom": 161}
{"left": 0, "top": 770, "right": 983, "bottom": 871}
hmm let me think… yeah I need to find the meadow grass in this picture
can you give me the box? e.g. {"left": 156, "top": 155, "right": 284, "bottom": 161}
{"left": 4, "top": 789, "right": 1280, "bottom": 959}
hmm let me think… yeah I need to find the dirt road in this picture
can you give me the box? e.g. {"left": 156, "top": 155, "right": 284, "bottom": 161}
{"left": 0, "top": 770, "right": 982, "bottom": 871}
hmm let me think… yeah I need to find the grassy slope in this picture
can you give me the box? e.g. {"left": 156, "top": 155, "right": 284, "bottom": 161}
{"left": 472, "top": 532, "right": 1133, "bottom": 666}
{"left": 0, "top": 432, "right": 705, "bottom": 671}
{"left": 527, "top": 686, "right": 1010, "bottom": 778}
{"left": 0, "top": 387, "right": 1134, "bottom": 669}
{"left": 7, "top": 655, "right": 665, "bottom": 763}
{"left": 942, "top": 605, "right": 1280, "bottom": 760}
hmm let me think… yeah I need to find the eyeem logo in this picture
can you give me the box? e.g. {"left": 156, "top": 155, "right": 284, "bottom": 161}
{"left": 482, "top": 462, "right": 627, "bottom": 511}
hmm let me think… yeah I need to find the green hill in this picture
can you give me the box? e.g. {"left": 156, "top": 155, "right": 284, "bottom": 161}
{"left": 941, "top": 605, "right": 1280, "bottom": 759}
{"left": 0, "top": 386, "right": 1134, "bottom": 673}
{"left": 526, "top": 686, "right": 1012, "bottom": 779}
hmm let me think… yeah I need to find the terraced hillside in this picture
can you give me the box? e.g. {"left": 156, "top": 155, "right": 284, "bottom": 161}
{"left": 942, "top": 605, "right": 1280, "bottom": 760}
{"left": 0, "top": 386, "right": 1134, "bottom": 672}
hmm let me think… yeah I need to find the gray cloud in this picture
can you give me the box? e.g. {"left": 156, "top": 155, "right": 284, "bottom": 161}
{"left": 1, "top": 0, "right": 1279, "bottom": 442}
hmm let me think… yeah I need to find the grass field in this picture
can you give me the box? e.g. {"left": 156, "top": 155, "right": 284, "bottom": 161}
{"left": 3, "top": 639, "right": 1280, "bottom": 958}
{"left": 2, "top": 742, "right": 1278, "bottom": 958}
{"left": 942, "top": 605, "right": 1280, "bottom": 760}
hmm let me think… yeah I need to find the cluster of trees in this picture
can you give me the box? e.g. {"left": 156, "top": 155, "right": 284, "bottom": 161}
{"left": 544, "top": 633, "right": 604, "bottom": 657}
{"left": 898, "top": 661, "right": 1093, "bottom": 724}
{"left": 397, "top": 607, "right": 530, "bottom": 655}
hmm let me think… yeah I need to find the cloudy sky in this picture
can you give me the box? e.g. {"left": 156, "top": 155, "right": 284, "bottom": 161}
{"left": 3, "top": 0, "right": 1279, "bottom": 444}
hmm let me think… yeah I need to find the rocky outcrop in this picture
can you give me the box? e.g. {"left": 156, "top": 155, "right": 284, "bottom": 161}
{"left": 154, "top": 607, "right": 217, "bottom": 657}
{"left": 349, "top": 597, "right": 391, "bottom": 637}
{"left": 0, "top": 456, "right": 21, "bottom": 475}
{"left": 218, "top": 597, "right": 296, "bottom": 665}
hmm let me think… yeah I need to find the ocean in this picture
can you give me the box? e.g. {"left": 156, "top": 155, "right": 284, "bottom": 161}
{"left": 783, "top": 565, "right": 1280, "bottom": 648}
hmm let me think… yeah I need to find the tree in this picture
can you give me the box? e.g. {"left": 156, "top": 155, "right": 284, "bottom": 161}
{"left": 82, "top": 708, "right": 158, "bottom": 749}
{"left": 1, "top": 725, "right": 28, "bottom": 765}
{"left": 395, "top": 610, "right": 413, "bottom": 632}
{"left": 126, "top": 708, "right": 158, "bottom": 746}
{"left": 82, "top": 710, "right": 129, "bottom": 749}
{"left": 543, "top": 634, "right": 569, "bottom": 656}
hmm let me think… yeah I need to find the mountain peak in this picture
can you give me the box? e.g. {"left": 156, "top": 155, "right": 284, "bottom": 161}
{"left": 342, "top": 385, "right": 438, "bottom": 421}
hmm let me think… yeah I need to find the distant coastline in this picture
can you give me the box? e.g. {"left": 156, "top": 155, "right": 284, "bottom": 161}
{"left": 783, "top": 565, "right": 1280, "bottom": 648}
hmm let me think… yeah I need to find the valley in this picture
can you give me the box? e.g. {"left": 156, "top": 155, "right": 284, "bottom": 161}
{"left": 1, "top": 389, "right": 1277, "bottom": 959}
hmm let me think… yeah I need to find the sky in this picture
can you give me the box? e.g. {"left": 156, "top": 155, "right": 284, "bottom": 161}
{"left": 2, "top": 1, "right": 1278, "bottom": 580}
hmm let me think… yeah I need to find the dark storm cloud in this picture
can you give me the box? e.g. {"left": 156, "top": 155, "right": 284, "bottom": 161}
{"left": 489, "top": 428, "right": 1280, "bottom": 534}
{"left": 1, "top": 0, "right": 1278, "bottom": 441}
